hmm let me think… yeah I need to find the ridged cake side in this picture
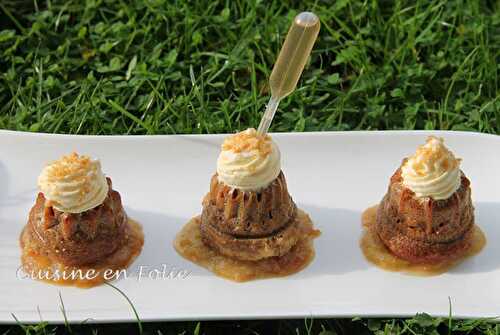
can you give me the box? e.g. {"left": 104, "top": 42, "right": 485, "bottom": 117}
{"left": 21, "top": 177, "right": 128, "bottom": 266}
{"left": 200, "top": 171, "right": 301, "bottom": 260}
{"left": 376, "top": 163, "right": 475, "bottom": 264}
{"left": 202, "top": 171, "right": 297, "bottom": 237}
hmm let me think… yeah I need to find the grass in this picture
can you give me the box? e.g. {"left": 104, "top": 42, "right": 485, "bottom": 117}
{"left": 0, "top": 0, "right": 499, "bottom": 334}
{"left": 1, "top": 0, "right": 499, "bottom": 135}
{"left": 4, "top": 293, "right": 500, "bottom": 335}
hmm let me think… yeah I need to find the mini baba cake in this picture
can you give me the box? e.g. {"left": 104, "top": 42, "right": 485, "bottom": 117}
{"left": 361, "top": 137, "right": 485, "bottom": 274}
{"left": 174, "top": 128, "right": 320, "bottom": 281}
{"left": 20, "top": 153, "right": 144, "bottom": 288}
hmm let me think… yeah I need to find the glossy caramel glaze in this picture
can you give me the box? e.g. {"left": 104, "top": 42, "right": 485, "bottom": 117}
{"left": 361, "top": 206, "right": 485, "bottom": 275}
{"left": 174, "top": 209, "right": 320, "bottom": 282}
{"left": 20, "top": 219, "right": 144, "bottom": 288}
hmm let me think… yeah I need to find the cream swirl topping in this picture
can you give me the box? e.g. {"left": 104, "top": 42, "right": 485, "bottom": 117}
{"left": 401, "top": 136, "right": 462, "bottom": 200}
{"left": 37, "top": 152, "right": 109, "bottom": 213}
{"left": 216, "top": 128, "right": 281, "bottom": 191}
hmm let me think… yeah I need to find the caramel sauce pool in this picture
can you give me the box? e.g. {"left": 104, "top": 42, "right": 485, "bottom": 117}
{"left": 361, "top": 206, "right": 486, "bottom": 275}
{"left": 174, "top": 209, "right": 320, "bottom": 282}
{"left": 20, "top": 219, "right": 144, "bottom": 288}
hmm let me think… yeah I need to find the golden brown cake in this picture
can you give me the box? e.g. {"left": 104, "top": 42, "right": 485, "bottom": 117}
{"left": 367, "top": 136, "right": 484, "bottom": 268}
{"left": 175, "top": 128, "right": 320, "bottom": 281}
{"left": 19, "top": 153, "right": 143, "bottom": 287}
{"left": 200, "top": 171, "right": 301, "bottom": 261}
{"left": 22, "top": 178, "right": 129, "bottom": 266}
{"left": 376, "top": 166, "right": 474, "bottom": 264}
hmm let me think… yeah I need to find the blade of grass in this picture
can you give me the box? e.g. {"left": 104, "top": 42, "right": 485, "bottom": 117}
{"left": 105, "top": 282, "right": 143, "bottom": 335}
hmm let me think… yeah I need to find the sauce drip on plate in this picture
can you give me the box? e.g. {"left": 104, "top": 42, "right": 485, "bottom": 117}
{"left": 20, "top": 219, "right": 144, "bottom": 288}
{"left": 360, "top": 206, "right": 485, "bottom": 275}
{"left": 174, "top": 209, "right": 320, "bottom": 282}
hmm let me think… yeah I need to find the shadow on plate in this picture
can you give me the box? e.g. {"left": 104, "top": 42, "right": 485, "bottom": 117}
{"left": 125, "top": 205, "right": 370, "bottom": 283}
{"left": 450, "top": 201, "right": 500, "bottom": 274}
{"left": 0, "top": 161, "right": 37, "bottom": 208}
{"left": 296, "top": 202, "right": 500, "bottom": 278}
{"left": 0, "top": 188, "right": 37, "bottom": 208}
{"left": 176, "top": 135, "right": 220, "bottom": 149}
{"left": 0, "top": 161, "right": 8, "bottom": 204}
{"left": 285, "top": 204, "right": 369, "bottom": 279}
{"left": 124, "top": 202, "right": 500, "bottom": 282}
{"left": 125, "top": 208, "right": 213, "bottom": 279}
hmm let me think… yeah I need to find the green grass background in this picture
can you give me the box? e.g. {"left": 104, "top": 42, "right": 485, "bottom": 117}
{"left": 1, "top": 0, "right": 499, "bottom": 334}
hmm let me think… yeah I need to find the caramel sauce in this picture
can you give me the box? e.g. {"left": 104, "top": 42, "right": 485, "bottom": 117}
{"left": 20, "top": 219, "right": 144, "bottom": 288}
{"left": 361, "top": 206, "right": 486, "bottom": 275}
{"left": 174, "top": 209, "right": 320, "bottom": 282}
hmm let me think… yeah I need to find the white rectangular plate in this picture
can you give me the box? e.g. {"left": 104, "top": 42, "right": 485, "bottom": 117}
{"left": 1, "top": 130, "right": 499, "bottom": 323}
